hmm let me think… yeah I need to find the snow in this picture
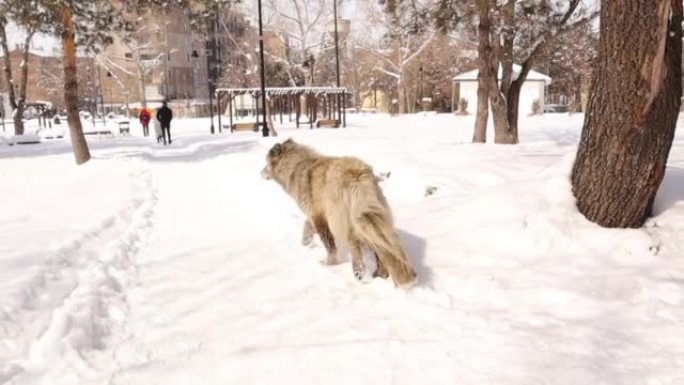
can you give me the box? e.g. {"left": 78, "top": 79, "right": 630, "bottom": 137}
{"left": 1, "top": 112, "right": 684, "bottom": 384}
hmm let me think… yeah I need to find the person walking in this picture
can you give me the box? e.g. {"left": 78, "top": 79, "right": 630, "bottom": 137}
{"left": 156, "top": 101, "right": 173, "bottom": 145}
{"left": 139, "top": 108, "right": 151, "bottom": 137}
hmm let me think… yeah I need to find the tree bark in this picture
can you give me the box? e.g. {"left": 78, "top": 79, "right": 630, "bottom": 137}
{"left": 61, "top": 6, "right": 90, "bottom": 165}
{"left": 473, "top": 0, "right": 490, "bottom": 143}
{"left": 571, "top": 0, "right": 682, "bottom": 228}
{"left": 573, "top": 74, "right": 583, "bottom": 112}
{"left": 137, "top": 63, "right": 147, "bottom": 109}
{"left": 0, "top": 22, "right": 15, "bottom": 108}
{"left": 13, "top": 31, "right": 34, "bottom": 135}
{"left": 397, "top": 78, "right": 406, "bottom": 114}
{"left": 492, "top": 0, "right": 517, "bottom": 145}
{"left": 0, "top": 21, "right": 25, "bottom": 135}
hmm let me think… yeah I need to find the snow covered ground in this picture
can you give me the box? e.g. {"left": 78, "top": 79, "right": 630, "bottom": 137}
{"left": 1, "top": 112, "right": 684, "bottom": 384}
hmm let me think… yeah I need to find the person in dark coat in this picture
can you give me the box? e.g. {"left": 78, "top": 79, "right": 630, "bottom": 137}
{"left": 156, "top": 101, "right": 173, "bottom": 145}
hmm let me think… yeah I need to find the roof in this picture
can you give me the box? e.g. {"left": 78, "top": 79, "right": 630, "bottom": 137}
{"left": 453, "top": 64, "right": 552, "bottom": 85}
{"left": 215, "top": 87, "right": 349, "bottom": 97}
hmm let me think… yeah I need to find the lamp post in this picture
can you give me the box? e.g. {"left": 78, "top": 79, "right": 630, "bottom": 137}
{"left": 257, "top": 0, "right": 269, "bottom": 137}
{"left": 203, "top": 5, "right": 220, "bottom": 135}
{"left": 1, "top": 94, "right": 5, "bottom": 133}
{"left": 419, "top": 65, "right": 424, "bottom": 110}
{"left": 96, "top": 64, "right": 106, "bottom": 125}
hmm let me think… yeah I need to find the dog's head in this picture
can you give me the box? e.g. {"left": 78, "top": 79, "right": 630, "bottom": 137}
{"left": 261, "top": 138, "right": 295, "bottom": 181}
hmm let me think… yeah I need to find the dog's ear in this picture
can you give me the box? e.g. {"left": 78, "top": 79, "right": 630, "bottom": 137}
{"left": 269, "top": 143, "right": 282, "bottom": 157}
{"left": 284, "top": 138, "right": 294, "bottom": 145}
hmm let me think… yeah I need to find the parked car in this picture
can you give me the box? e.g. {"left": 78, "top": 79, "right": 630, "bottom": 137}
{"left": 543, "top": 104, "right": 569, "bottom": 113}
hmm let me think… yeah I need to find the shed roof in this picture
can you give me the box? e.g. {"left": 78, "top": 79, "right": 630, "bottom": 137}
{"left": 453, "top": 64, "right": 552, "bottom": 85}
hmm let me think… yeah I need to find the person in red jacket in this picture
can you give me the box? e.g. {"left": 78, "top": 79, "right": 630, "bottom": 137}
{"left": 139, "top": 108, "right": 151, "bottom": 137}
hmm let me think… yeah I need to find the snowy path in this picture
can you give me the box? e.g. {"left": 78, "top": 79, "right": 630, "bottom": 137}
{"left": 1, "top": 162, "right": 157, "bottom": 383}
{"left": 2, "top": 114, "right": 684, "bottom": 384}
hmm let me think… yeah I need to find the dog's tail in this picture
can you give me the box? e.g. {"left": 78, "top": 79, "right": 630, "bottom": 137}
{"left": 346, "top": 172, "right": 417, "bottom": 287}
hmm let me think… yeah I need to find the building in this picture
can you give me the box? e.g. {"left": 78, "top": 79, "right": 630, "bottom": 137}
{"left": 452, "top": 64, "right": 552, "bottom": 116}
{"left": 0, "top": 45, "right": 96, "bottom": 112}
{"left": 97, "top": 7, "right": 210, "bottom": 117}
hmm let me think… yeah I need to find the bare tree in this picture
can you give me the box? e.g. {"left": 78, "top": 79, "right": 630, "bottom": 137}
{"left": 571, "top": 0, "right": 682, "bottom": 228}
{"left": 241, "top": 0, "right": 332, "bottom": 87}
{"left": 470, "top": 0, "right": 597, "bottom": 143}
{"left": 358, "top": 1, "right": 436, "bottom": 114}
{"left": 539, "top": 24, "right": 598, "bottom": 112}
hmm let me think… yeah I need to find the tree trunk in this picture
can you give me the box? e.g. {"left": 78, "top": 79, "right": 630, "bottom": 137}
{"left": 138, "top": 65, "right": 147, "bottom": 109}
{"left": 265, "top": 98, "right": 278, "bottom": 137}
{"left": 573, "top": 74, "right": 583, "bottom": 112}
{"left": 0, "top": 22, "right": 24, "bottom": 135}
{"left": 13, "top": 32, "right": 34, "bottom": 136}
{"left": 0, "top": 22, "right": 16, "bottom": 111}
{"left": 490, "top": 86, "right": 513, "bottom": 143}
{"left": 397, "top": 79, "right": 406, "bottom": 114}
{"left": 61, "top": 6, "right": 90, "bottom": 165}
{"left": 473, "top": 0, "right": 490, "bottom": 143}
{"left": 571, "top": 0, "right": 682, "bottom": 228}
{"left": 490, "top": 1, "right": 516, "bottom": 144}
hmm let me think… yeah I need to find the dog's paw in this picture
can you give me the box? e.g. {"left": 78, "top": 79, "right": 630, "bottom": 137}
{"left": 353, "top": 260, "right": 374, "bottom": 283}
{"left": 321, "top": 256, "right": 340, "bottom": 266}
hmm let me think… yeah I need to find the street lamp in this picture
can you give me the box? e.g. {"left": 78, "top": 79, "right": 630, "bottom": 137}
{"left": 257, "top": 0, "right": 269, "bottom": 137}
{"left": 419, "top": 65, "right": 424, "bottom": 109}
{"left": 204, "top": 6, "right": 221, "bottom": 134}
{"left": 96, "top": 64, "right": 106, "bottom": 125}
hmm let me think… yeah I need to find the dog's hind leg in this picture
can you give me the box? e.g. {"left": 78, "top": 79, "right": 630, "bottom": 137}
{"left": 302, "top": 220, "right": 314, "bottom": 246}
{"left": 312, "top": 214, "right": 338, "bottom": 265}
{"left": 373, "top": 252, "right": 389, "bottom": 279}
{"left": 348, "top": 235, "right": 366, "bottom": 281}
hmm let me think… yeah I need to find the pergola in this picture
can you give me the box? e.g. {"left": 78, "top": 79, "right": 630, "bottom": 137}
{"left": 215, "top": 87, "right": 349, "bottom": 131}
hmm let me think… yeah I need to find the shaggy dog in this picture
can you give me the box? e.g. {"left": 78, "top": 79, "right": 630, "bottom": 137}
{"left": 261, "top": 138, "right": 417, "bottom": 287}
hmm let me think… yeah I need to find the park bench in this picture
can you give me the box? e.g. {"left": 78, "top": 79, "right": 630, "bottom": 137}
{"left": 118, "top": 121, "right": 130, "bottom": 135}
{"left": 316, "top": 119, "right": 339, "bottom": 128}
{"left": 232, "top": 122, "right": 259, "bottom": 132}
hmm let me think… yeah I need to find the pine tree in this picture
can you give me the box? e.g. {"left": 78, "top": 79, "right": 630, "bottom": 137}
{"left": 29, "top": 0, "right": 124, "bottom": 164}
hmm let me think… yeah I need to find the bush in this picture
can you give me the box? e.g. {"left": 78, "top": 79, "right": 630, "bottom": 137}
{"left": 531, "top": 99, "right": 542, "bottom": 115}
{"left": 459, "top": 98, "right": 468, "bottom": 115}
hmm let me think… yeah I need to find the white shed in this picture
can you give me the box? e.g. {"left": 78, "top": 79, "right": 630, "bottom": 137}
{"left": 452, "top": 64, "right": 551, "bottom": 116}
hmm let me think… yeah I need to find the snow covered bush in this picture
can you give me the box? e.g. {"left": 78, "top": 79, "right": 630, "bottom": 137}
{"left": 458, "top": 98, "right": 468, "bottom": 115}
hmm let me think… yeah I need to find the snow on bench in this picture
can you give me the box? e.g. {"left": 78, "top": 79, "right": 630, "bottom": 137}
{"left": 2, "top": 134, "right": 42, "bottom": 145}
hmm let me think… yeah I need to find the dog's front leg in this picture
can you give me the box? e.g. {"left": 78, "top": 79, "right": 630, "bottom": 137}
{"left": 302, "top": 220, "right": 314, "bottom": 246}
{"left": 312, "top": 214, "right": 338, "bottom": 265}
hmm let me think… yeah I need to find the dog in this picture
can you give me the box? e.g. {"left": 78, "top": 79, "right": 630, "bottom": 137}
{"left": 261, "top": 138, "right": 417, "bottom": 287}
{"left": 153, "top": 119, "right": 163, "bottom": 143}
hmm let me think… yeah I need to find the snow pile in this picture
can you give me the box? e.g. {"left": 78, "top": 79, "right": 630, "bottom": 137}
{"left": 1, "top": 112, "right": 684, "bottom": 385}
